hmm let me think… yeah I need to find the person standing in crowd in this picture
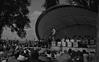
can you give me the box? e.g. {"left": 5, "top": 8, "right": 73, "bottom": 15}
{"left": 30, "top": 49, "right": 39, "bottom": 62}
{"left": 17, "top": 49, "right": 30, "bottom": 62}
{"left": 56, "top": 50, "right": 71, "bottom": 62}
{"left": 7, "top": 55, "right": 18, "bottom": 62}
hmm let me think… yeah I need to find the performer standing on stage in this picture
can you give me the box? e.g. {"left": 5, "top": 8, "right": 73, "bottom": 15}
{"left": 51, "top": 26, "right": 56, "bottom": 40}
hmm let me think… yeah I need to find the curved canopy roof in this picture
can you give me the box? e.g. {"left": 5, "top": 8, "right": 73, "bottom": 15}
{"left": 35, "top": 5, "right": 97, "bottom": 40}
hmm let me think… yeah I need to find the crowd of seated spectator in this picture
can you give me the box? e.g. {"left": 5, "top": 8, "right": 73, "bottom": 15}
{"left": 0, "top": 36, "right": 96, "bottom": 62}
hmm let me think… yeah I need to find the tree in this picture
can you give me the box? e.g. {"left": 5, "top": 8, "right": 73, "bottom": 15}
{"left": 43, "top": 0, "right": 59, "bottom": 9}
{"left": 73, "top": 0, "right": 98, "bottom": 12}
{"left": 0, "top": 0, "right": 31, "bottom": 38}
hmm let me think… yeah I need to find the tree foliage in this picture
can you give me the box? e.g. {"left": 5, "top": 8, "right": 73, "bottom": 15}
{"left": 0, "top": 0, "right": 31, "bottom": 38}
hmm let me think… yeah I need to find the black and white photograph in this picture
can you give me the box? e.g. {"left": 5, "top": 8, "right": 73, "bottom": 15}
{"left": 0, "top": 0, "right": 98, "bottom": 62}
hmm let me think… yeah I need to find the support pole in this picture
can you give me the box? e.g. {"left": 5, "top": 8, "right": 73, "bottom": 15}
{"left": 96, "top": 5, "right": 99, "bottom": 62}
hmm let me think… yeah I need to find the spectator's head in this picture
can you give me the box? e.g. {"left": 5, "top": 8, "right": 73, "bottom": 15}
{"left": 47, "top": 50, "right": 51, "bottom": 54}
{"left": 68, "top": 49, "right": 72, "bottom": 53}
{"left": 0, "top": 46, "right": 3, "bottom": 51}
{"left": 83, "top": 50, "right": 87, "bottom": 53}
{"left": 64, "top": 50, "right": 68, "bottom": 54}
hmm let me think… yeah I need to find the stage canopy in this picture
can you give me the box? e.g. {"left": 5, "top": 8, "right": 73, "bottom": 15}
{"left": 35, "top": 5, "right": 97, "bottom": 40}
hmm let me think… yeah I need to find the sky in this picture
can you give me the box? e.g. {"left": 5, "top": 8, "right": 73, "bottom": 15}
{"left": 1, "top": 0, "right": 45, "bottom": 41}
